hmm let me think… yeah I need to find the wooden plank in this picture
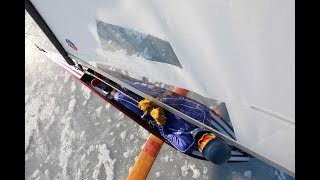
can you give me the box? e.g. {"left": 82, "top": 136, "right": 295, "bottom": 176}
{"left": 127, "top": 134, "right": 164, "bottom": 180}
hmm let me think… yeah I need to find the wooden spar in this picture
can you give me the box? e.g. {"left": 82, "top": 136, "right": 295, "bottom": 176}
{"left": 126, "top": 134, "right": 163, "bottom": 180}
{"left": 173, "top": 87, "right": 189, "bottom": 97}
{"left": 127, "top": 87, "right": 189, "bottom": 180}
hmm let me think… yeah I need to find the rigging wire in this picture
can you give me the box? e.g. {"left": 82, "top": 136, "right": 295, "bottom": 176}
{"left": 25, "top": 32, "right": 46, "bottom": 52}
{"left": 26, "top": 32, "right": 139, "bottom": 104}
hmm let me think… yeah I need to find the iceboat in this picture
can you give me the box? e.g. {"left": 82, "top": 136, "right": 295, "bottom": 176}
{"left": 26, "top": 0, "right": 295, "bottom": 177}
{"left": 42, "top": 50, "right": 251, "bottom": 162}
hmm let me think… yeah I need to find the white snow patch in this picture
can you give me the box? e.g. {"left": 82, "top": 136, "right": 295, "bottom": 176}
{"left": 59, "top": 119, "right": 76, "bottom": 175}
{"left": 203, "top": 167, "right": 208, "bottom": 174}
{"left": 25, "top": 151, "right": 33, "bottom": 161}
{"left": 44, "top": 169, "right": 50, "bottom": 179}
{"left": 92, "top": 144, "right": 116, "bottom": 180}
{"left": 75, "top": 155, "right": 90, "bottom": 180}
{"left": 44, "top": 150, "right": 56, "bottom": 163}
{"left": 54, "top": 106, "right": 60, "bottom": 114}
{"left": 64, "top": 71, "right": 71, "bottom": 83}
{"left": 138, "top": 126, "right": 149, "bottom": 139}
{"left": 67, "top": 99, "right": 77, "bottom": 114}
{"left": 181, "top": 165, "right": 189, "bottom": 176}
{"left": 71, "top": 81, "right": 76, "bottom": 92}
{"left": 81, "top": 84, "right": 91, "bottom": 100}
{"left": 129, "top": 134, "right": 135, "bottom": 140}
{"left": 107, "top": 118, "right": 112, "bottom": 123}
{"left": 46, "top": 84, "right": 57, "bottom": 96}
{"left": 39, "top": 97, "right": 55, "bottom": 119}
{"left": 105, "top": 103, "right": 111, "bottom": 110}
{"left": 115, "top": 111, "right": 124, "bottom": 120}
{"left": 58, "top": 98, "right": 77, "bottom": 175}
{"left": 123, "top": 148, "right": 135, "bottom": 158}
{"left": 116, "top": 123, "right": 121, "bottom": 128}
{"left": 25, "top": 116, "right": 38, "bottom": 152}
{"left": 274, "top": 169, "right": 286, "bottom": 180}
{"left": 110, "top": 132, "right": 114, "bottom": 136}
{"left": 81, "top": 154, "right": 86, "bottom": 161}
{"left": 25, "top": 98, "right": 42, "bottom": 118}
{"left": 25, "top": 98, "right": 42, "bottom": 151}
{"left": 181, "top": 162, "right": 201, "bottom": 179}
{"left": 244, "top": 170, "right": 252, "bottom": 179}
{"left": 25, "top": 94, "right": 30, "bottom": 102}
{"left": 58, "top": 86, "right": 63, "bottom": 95}
{"left": 82, "top": 100, "right": 87, "bottom": 105}
{"left": 120, "top": 131, "right": 127, "bottom": 140}
{"left": 35, "top": 142, "right": 48, "bottom": 161}
{"left": 29, "top": 169, "right": 50, "bottom": 180}
{"left": 156, "top": 172, "right": 161, "bottom": 177}
{"left": 96, "top": 106, "right": 103, "bottom": 118}
{"left": 75, "top": 169, "right": 82, "bottom": 180}
{"left": 39, "top": 97, "right": 56, "bottom": 130}
{"left": 161, "top": 155, "right": 169, "bottom": 162}
{"left": 87, "top": 145, "right": 96, "bottom": 155}
{"left": 190, "top": 164, "right": 200, "bottom": 179}
{"left": 30, "top": 169, "right": 41, "bottom": 178}
{"left": 80, "top": 131, "right": 86, "bottom": 140}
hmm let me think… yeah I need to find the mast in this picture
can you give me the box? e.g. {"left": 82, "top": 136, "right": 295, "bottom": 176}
{"left": 25, "top": 0, "right": 75, "bottom": 66}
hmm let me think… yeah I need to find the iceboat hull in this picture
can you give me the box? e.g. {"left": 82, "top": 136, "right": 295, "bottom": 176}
{"left": 44, "top": 50, "right": 250, "bottom": 163}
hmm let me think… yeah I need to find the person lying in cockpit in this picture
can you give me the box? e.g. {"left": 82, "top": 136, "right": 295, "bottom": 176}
{"left": 90, "top": 77, "right": 232, "bottom": 165}
{"left": 112, "top": 89, "right": 232, "bottom": 165}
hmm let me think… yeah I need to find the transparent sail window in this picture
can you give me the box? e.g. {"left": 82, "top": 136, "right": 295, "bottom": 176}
{"left": 96, "top": 20, "right": 182, "bottom": 68}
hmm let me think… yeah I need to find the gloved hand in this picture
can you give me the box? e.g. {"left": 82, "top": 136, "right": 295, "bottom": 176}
{"left": 138, "top": 99, "right": 157, "bottom": 111}
{"left": 138, "top": 99, "right": 158, "bottom": 118}
{"left": 150, "top": 107, "right": 167, "bottom": 125}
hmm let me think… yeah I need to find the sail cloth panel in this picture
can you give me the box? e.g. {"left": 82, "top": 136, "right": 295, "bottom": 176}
{"left": 31, "top": 0, "right": 295, "bottom": 174}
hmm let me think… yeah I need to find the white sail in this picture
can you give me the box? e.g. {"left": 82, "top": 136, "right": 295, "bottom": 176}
{"left": 30, "top": 0, "right": 295, "bottom": 176}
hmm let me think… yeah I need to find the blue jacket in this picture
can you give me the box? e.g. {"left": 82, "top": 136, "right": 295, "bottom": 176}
{"left": 121, "top": 80, "right": 213, "bottom": 127}
{"left": 114, "top": 80, "right": 236, "bottom": 152}
{"left": 114, "top": 91, "right": 197, "bottom": 153}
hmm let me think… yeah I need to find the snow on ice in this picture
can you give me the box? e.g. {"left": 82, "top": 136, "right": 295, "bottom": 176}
{"left": 115, "top": 111, "right": 124, "bottom": 120}
{"left": 71, "top": 81, "right": 76, "bottom": 92}
{"left": 95, "top": 106, "right": 103, "bottom": 118}
{"left": 181, "top": 161, "right": 201, "bottom": 179}
{"left": 120, "top": 131, "right": 127, "bottom": 140}
{"left": 92, "top": 144, "right": 116, "bottom": 180}
{"left": 81, "top": 84, "right": 91, "bottom": 100}
{"left": 105, "top": 103, "right": 111, "bottom": 110}
{"left": 63, "top": 71, "right": 71, "bottom": 83}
